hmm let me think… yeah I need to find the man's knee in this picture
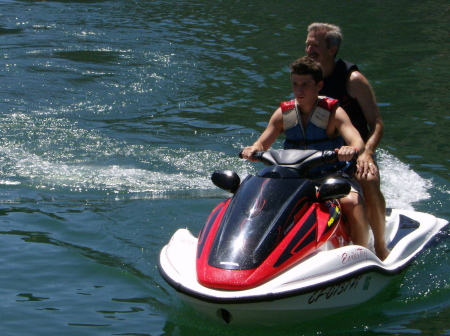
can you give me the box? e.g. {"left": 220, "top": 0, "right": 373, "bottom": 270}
{"left": 356, "top": 173, "right": 380, "bottom": 188}
{"left": 341, "top": 192, "right": 363, "bottom": 208}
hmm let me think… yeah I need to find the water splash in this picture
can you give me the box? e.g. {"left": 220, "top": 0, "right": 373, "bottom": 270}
{"left": 378, "top": 149, "right": 431, "bottom": 210}
{"left": 0, "top": 112, "right": 434, "bottom": 206}
{"left": 0, "top": 144, "right": 434, "bottom": 208}
{"left": 0, "top": 146, "right": 236, "bottom": 194}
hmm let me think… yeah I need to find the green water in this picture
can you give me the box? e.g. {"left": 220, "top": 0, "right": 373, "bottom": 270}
{"left": 0, "top": 0, "right": 449, "bottom": 335}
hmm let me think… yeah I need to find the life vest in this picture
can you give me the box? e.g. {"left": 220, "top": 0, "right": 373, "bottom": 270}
{"left": 282, "top": 97, "right": 344, "bottom": 151}
{"left": 281, "top": 97, "right": 346, "bottom": 177}
{"left": 319, "top": 59, "right": 369, "bottom": 142}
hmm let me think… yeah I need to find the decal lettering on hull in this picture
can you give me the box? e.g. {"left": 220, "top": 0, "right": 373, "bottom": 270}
{"left": 363, "top": 276, "right": 372, "bottom": 290}
{"left": 308, "top": 276, "right": 362, "bottom": 304}
{"left": 341, "top": 248, "right": 367, "bottom": 264}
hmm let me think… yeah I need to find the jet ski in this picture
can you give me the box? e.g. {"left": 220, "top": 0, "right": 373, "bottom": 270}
{"left": 158, "top": 149, "right": 448, "bottom": 325}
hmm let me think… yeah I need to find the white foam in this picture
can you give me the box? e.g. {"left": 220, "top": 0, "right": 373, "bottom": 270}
{"left": 377, "top": 149, "right": 431, "bottom": 210}
{"left": 0, "top": 140, "right": 433, "bottom": 207}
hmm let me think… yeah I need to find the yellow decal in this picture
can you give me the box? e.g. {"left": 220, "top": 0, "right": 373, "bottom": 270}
{"left": 327, "top": 206, "right": 340, "bottom": 227}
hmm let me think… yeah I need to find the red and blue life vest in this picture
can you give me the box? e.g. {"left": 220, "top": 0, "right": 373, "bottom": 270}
{"left": 282, "top": 97, "right": 345, "bottom": 151}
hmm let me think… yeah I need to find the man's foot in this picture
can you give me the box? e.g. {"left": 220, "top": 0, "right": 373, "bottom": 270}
{"left": 375, "top": 246, "right": 390, "bottom": 261}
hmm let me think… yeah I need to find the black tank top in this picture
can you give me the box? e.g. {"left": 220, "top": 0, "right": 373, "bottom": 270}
{"left": 319, "top": 59, "right": 369, "bottom": 142}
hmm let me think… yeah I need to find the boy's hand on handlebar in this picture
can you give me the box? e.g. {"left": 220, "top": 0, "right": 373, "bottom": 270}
{"left": 241, "top": 146, "right": 259, "bottom": 162}
{"left": 241, "top": 143, "right": 264, "bottom": 162}
{"left": 335, "top": 146, "right": 358, "bottom": 162}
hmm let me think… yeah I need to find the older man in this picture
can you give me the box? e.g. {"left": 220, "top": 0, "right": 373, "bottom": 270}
{"left": 305, "top": 22, "right": 389, "bottom": 260}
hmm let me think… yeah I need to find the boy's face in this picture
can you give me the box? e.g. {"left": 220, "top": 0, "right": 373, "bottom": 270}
{"left": 291, "top": 74, "right": 323, "bottom": 106}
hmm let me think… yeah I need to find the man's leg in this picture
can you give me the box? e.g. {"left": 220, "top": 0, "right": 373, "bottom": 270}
{"left": 357, "top": 173, "right": 390, "bottom": 260}
{"left": 340, "top": 192, "right": 369, "bottom": 248}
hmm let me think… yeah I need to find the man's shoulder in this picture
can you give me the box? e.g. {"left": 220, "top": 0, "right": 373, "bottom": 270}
{"left": 347, "top": 70, "right": 371, "bottom": 91}
{"left": 345, "top": 67, "right": 377, "bottom": 104}
{"left": 337, "top": 60, "right": 370, "bottom": 95}
{"left": 336, "top": 58, "right": 359, "bottom": 72}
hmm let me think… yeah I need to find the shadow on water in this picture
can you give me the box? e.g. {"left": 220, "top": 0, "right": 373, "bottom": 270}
{"left": 0, "top": 226, "right": 167, "bottom": 292}
{"left": 53, "top": 50, "right": 123, "bottom": 65}
{"left": 0, "top": 27, "right": 24, "bottom": 35}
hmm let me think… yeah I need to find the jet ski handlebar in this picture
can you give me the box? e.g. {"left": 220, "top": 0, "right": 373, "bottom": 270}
{"left": 239, "top": 149, "right": 338, "bottom": 172}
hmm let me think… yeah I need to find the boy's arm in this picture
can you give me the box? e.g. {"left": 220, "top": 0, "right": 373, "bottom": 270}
{"left": 241, "top": 108, "right": 284, "bottom": 161}
{"left": 333, "top": 106, "right": 365, "bottom": 161}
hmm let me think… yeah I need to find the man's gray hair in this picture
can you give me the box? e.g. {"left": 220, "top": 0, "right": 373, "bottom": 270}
{"left": 307, "top": 22, "right": 343, "bottom": 50}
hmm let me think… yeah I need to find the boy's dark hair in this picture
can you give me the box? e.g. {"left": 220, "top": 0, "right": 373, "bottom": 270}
{"left": 290, "top": 57, "right": 323, "bottom": 83}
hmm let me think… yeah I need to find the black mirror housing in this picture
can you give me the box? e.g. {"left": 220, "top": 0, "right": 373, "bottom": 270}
{"left": 211, "top": 170, "right": 241, "bottom": 193}
{"left": 317, "top": 178, "right": 351, "bottom": 201}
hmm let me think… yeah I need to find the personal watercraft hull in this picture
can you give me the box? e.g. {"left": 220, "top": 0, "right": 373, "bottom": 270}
{"left": 177, "top": 271, "right": 387, "bottom": 325}
{"left": 158, "top": 209, "right": 448, "bottom": 325}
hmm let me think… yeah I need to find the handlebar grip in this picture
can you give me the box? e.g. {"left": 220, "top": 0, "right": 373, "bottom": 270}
{"left": 252, "top": 151, "right": 265, "bottom": 160}
{"left": 238, "top": 150, "right": 266, "bottom": 161}
{"left": 322, "top": 150, "right": 338, "bottom": 163}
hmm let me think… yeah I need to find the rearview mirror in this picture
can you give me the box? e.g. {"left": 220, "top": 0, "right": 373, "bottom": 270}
{"left": 317, "top": 178, "right": 351, "bottom": 201}
{"left": 211, "top": 170, "right": 241, "bottom": 193}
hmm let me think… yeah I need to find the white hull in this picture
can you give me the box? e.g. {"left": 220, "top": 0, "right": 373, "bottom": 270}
{"left": 159, "top": 209, "right": 448, "bottom": 325}
{"left": 178, "top": 271, "right": 391, "bottom": 325}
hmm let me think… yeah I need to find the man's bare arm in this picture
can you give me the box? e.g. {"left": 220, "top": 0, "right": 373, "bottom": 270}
{"left": 347, "top": 71, "right": 384, "bottom": 156}
{"left": 347, "top": 71, "right": 384, "bottom": 175}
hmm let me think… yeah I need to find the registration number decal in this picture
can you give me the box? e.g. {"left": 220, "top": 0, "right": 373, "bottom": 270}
{"left": 308, "top": 276, "right": 362, "bottom": 304}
